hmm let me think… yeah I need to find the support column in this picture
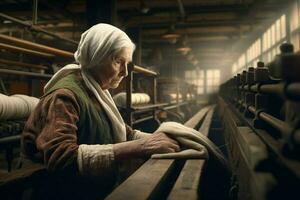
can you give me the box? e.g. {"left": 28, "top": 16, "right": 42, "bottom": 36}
{"left": 86, "top": 0, "right": 116, "bottom": 27}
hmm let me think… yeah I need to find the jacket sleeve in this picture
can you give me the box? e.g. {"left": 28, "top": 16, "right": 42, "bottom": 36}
{"left": 35, "top": 89, "right": 80, "bottom": 171}
{"left": 35, "top": 89, "right": 116, "bottom": 176}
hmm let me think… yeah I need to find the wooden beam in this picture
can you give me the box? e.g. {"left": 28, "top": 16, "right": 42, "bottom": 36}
{"left": 127, "top": 18, "right": 272, "bottom": 29}
{"left": 184, "top": 106, "right": 211, "bottom": 128}
{"left": 105, "top": 159, "right": 176, "bottom": 200}
{"left": 167, "top": 159, "right": 205, "bottom": 200}
{"left": 0, "top": 43, "right": 55, "bottom": 58}
{"left": 0, "top": 13, "right": 78, "bottom": 45}
{"left": 0, "top": 59, "right": 48, "bottom": 70}
{"left": 0, "top": 34, "right": 74, "bottom": 58}
{"left": 133, "top": 64, "right": 157, "bottom": 76}
{"left": 0, "top": 68, "right": 52, "bottom": 79}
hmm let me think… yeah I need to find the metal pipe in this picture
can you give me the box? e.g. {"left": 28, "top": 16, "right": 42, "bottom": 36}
{"left": 0, "top": 135, "right": 20, "bottom": 145}
{"left": 259, "top": 112, "right": 292, "bottom": 136}
{"left": 0, "top": 68, "right": 52, "bottom": 79}
{"left": 244, "top": 102, "right": 294, "bottom": 140}
{"left": 176, "top": 0, "right": 186, "bottom": 19}
{"left": 0, "top": 13, "right": 78, "bottom": 45}
{"left": 152, "top": 77, "right": 157, "bottom": 104}
{"left": 259, "top": 83, "right": 284, "bottom": 95}
{"left": 132, "top": 116, "right": 154, "bottom": 125}
{"left": 132, "top": 103, "right": 168, "bottom": 112}
{"left": 248, "top": 105, "right": 256, "bottom": 114}
{"left": 132, "top": 103, "right": 169, "bottom": 114}
{"left": 0, "top": 59, "right": 48, "bottom": 70}
{"left": 0, "top": 34, "right": 73, "bottom": 58}
{"left": 286, "top": 83, "right": 300, "bottom": 100}
{"left": 0, "top": 43, "right": 54, "bottom": 58}
{"left": 32, "top": 0, "right": 38, "bottom": 25}
{"left": 163, "top": 104, "right": 178, "bottom": 110}
{"left": 126, "top": 64, "right": 133, "bottom": 126}
{"left": 132, "top": 64, "right": 157, "bottom": 76}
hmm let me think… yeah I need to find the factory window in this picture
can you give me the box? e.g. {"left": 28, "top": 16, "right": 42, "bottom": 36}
{"left": 206, "top": 69, "right": 220, "bottom": 93}
{"left": 291, "top": 1, "right": 299, "bottom": 32}
{"left": 267, "top": 28, "right": 271, "bottom": 50}
{"left": 276, "top": 19, "right": 281, "bottom": 42}
{"left": 257, "top": 39, "right": 261, "bottom": 56}
{"left": 232, "top": 63, "right": 237, "bottom": 74}
{"left": 281, "top": 14, "right": 286, "bottom": 38}
{"left": 271, "top": 24, "right": 276, "bottom": 46}
{"left": 238, "top": 54, "right": 245, "bottom": 69}
{"left": 247, "top": 39, "right": 261, "bottom": 66}
{"left": 230, "top": 12, "right": 287, "bottom": 80}
{"left": 290, "top": 1, "right": 300, "bottom": 51}
{"left": 271, "top": 23, "right": 276, "bottom": 46}
{"left": 185, "top": 69, "right": 204, "bottom": 94}
{"left": 260, "top": 14, "right": 286, "bottom": 63}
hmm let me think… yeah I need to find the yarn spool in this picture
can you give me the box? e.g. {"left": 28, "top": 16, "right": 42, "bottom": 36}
{"left": 113, "top": 92, "right": 151, "bottom": 107}
{"left": 0, "top": 93, "right": 39, "bottom": 120}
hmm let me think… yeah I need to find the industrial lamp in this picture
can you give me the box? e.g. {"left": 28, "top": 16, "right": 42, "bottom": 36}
{"left": 176, "top": 45, "right": 191, "bottom": 55}
{"left": 162, "top": 24, "right": 180, "bottom": 44}
{"left": 176, "top": 35, "right": 191, "bottom": 55}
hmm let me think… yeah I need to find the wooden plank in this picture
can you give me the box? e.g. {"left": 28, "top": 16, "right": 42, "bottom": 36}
{"left": 199, "top": 105, "right": 215, "bottom": 136}
{"left": 0, "top": 59, "right": 48, "bottom": 70}
{"left": 105, "top": 159, "right": 175, "bottom": 200}
{"left": 0, "top": 33, "right": 75, "bottom": 57}
{"left": 184, "top": 105, "right": 211, "bottom": 128}
{"left": 133, "top": 65, "right": 157, "bottom": 76}
{"left": 167, "top": 159, "right": 205, "bottom": 200}
{"left": 0, "top": 43, "right": 55, "bottom": 58}
{"left": 0, "top": 68, "right": 52, "bottom": 79}
{"left": 168, "top": 106, "right": 216, "bottom": 200}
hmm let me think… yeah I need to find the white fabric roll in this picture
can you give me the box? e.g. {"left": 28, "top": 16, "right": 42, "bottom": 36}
{"left": 144, "top": 94, "right": 150, "bottom": 102}
{"left": 113, "top": 92, "right": 151, "bottom": 107}
{"left": 0, "top": 93, "right": 39, "bottom": 120}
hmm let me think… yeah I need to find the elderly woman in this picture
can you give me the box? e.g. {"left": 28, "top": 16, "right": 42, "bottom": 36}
{"left": 21, "top": 24, "right": 180, "bottom": 199}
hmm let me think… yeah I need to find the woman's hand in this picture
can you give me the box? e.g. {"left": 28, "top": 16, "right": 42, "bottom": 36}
{"left": 113, "top": 132, "right": 180, "bottom": 160}
{"left": 137, "top": 132, "right": 180, "bottom": 157}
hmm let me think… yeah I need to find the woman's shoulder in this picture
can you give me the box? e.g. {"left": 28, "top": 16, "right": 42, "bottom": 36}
{"left": 51, "top": 88, "right": 77, "bottom": 98}
{"left": 42, "top": 88, "right": 78, "bottom": 105}
{"left": 40, "top": 88, "right": 81, "bottom": 115}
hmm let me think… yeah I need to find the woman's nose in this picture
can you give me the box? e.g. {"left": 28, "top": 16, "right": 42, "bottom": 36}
{"left": 122, "top": 63, "right": 128, "bottom": 77}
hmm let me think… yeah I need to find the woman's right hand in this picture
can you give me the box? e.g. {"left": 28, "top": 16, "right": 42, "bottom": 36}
{"left": 137, "top": 132, "right": 180, "bottom": 157}
{"left": 113, "top": 132, "right": 180, "bottom": 160}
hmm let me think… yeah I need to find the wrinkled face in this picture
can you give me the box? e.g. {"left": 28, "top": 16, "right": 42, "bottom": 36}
{"left": 94, "top": 47, "right": 132, "bottom": 89}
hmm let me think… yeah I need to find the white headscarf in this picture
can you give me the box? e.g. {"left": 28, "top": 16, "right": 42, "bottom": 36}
{"left": 44, "top": 23, "right": 135, "bottom": 143}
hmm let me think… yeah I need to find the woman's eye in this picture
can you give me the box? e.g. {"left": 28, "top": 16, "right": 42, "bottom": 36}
{"left": 115, "top": 59, "right": 122, "bottom": 64}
